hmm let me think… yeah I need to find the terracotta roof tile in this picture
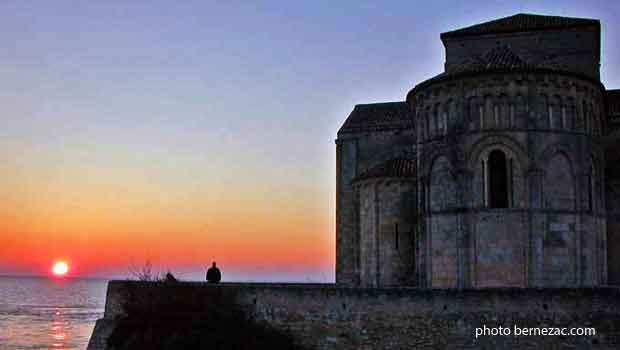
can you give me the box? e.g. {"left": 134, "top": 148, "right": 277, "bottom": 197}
{"left": 607, "top": 90, "right": 620, "bottom": 117}
{"left": 607, "top": 90, "right": 620, "bottom": 129}
{"left": 441, "top": 13, "right": 599, "bottom": 40}
{"left": 420, "top": 46, "right": 578, "bottom": 88}
{"left": 338, "top": 102, "right": 413, "bottom": 134}
{"left": 353, "top": 158, "right": 416, "bottom": 182}
{"left": 449, "top": 45, "right": 529, "bottom": 74}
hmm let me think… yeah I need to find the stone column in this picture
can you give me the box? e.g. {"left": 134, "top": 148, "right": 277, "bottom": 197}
{"left": 528, "top": 169, "right": 545, "bottom": 286}
{"left": 456, "top": 168, "right": 473, "bottom": 288}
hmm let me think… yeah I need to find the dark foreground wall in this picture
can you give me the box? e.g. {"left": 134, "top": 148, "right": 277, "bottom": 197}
{"left": 88, "top": 281, "right": 620, "bottom": 349}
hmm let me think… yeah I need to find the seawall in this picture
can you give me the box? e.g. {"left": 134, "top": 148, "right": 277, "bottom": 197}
{"left": 88, "top": 281, "right": 620, "bottom": 349}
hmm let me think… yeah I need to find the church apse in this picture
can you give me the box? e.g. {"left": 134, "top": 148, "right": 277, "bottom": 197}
{"left": 336, "top": 13, "right": 616, "bottom": 288}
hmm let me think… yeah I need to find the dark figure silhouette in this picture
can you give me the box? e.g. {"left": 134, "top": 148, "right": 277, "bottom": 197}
{"left": 164, "top": 271, "right": 178, "bottom": 283}
{"left": 206, "top": 261, "right": 221, "bottom": 283}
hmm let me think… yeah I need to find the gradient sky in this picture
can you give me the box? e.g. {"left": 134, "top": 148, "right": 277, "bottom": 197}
{"left": 1, "top": 0, "right": 618, "bottom": 281}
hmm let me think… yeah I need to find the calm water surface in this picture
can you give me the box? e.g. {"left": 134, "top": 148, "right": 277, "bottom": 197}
{"left": 0, "top": 276, "right": 107, "bottom": 350}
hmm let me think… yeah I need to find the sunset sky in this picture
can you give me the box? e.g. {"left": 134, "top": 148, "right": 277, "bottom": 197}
{"left": 1, "top": 0, "right": 619, "bottom": 281}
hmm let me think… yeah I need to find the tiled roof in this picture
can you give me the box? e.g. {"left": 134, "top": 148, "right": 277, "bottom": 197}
{"left": 607, "top": 90, "right": 620, "bottom": 117}
{"left": 413, "top": 45, "right": 592, "bottom": 92}
{"left": 605, "top": 131, "right": 620, "bottom": 178}
{"left": 338, "top": 102, "right": 413, "bottom": 134}
{"left": 449, "top": 45, "right": 529, "bottom": 73}
{"left": 441, "top": 13, "right": 599, "bottom": 40}
{"left": 607, "top": 90, "right": 620, "bottom": 130}
{"left": 352, "top": 158, "right": 416, "bottom": 182}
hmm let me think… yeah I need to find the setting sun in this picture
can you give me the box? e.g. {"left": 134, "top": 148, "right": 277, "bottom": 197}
{"left": 52, "top": 261, "right": 69, "bottom": 276}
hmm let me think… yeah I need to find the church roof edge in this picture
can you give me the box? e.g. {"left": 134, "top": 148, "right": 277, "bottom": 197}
{"left": 440, "top": 13, "right": 599, "bottom": 40}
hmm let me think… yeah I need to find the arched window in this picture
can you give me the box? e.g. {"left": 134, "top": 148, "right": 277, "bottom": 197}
{"left": 498, "top": 94, "right": 509, "bottom": 129}
{"left": 417, "top": 110, "right": 425, "bottom": 140}
{"left": 425, "top": 108, "right": 431, "bottom": 140}
{"left": 588, "top": 163, "right": 595, "bottom": 212}
{"left": 561, "top": 105, "right": 567, "bottom": 130}
{"left": 488, "top": 149, "right": 509, "bottom": 208}
{"left": 515, "top": 94, "right": 526, "bottom": 128}
{"left": 591, "top": 103, "right": 600, "bottom": 136}
{"left": 582, "top": 100, "right": 589, "bottom": 133}
{"left": 566, "top": 97, "right": 576, "bottom": 130}
{"left": 551, "top": 95, "right": 562, "bottom": 129}
{"left": 540, "top": 94, "right": 549, "bottom": 129}
{"left": 468, "top": 97, "right": 477, "bottom": 130}
{"left": 433, "top": 104, "right": 440, "bottom": 137}
{"left": 484, "top": 95, "right": 493, "bottom": 129}
{"left": 444, "top": 99, "right": 454, "bottom": 134}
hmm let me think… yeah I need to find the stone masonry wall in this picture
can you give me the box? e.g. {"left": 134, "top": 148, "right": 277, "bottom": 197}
{"left": 412, "top": 71, "right": 607, "bottom": 288}
{"left": 336, "top": 129, "right": 415, "bottom": 286}
{"left": 89, "top": 281, "right": 620, "bottom": 350}
{"left": 442, "top": 27, "right": 600, "bottom": 79}
{"left": 356, "top": 180, "right": 416, "bottom": 287}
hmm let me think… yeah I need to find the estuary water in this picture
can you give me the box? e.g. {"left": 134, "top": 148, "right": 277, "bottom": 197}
{"left": 0, "top": 276, "right": 107, "bottom": 350}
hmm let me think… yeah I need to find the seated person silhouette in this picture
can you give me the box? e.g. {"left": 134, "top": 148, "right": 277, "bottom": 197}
{"left": 206, "top": 261, "right": 221, "bottom": 283}
{"left": 164, "top": 271, "right": 178, "bottom": 283}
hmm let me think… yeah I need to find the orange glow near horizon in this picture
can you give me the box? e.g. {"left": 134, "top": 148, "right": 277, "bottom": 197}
{"left": 0, "top": 157, "right": 336, "bottom": 279}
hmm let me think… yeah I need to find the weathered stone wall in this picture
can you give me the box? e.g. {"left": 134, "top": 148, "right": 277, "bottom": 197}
{"left": 336, "top": 129, "right": 415, "bottom": 286}
{"left": 429, "top": 213, "right": 459, "bottom": 287}
{"left": 473, "top": 211, "right": 527, "bottom": 287}
{"left": 607, "top": 188, "right": 620, "bottom": 284}
{"left": 412, "top": 71, "right": 607, "bottom": 288}
{"left": 442, "top": 27, "right": 601, "bottom": 79}
{"left": 606, "top": 140, "right": 620, "bottom": 285}
{"left": 89, "top": 281, "right": 620, "bottom": 350}
{"left": 356, "top": 180, "right": 416, "bottom": 287}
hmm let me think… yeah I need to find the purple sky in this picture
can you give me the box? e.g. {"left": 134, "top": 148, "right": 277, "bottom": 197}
{"left": 0, "top": 1, "right": 618, "bottom": 281}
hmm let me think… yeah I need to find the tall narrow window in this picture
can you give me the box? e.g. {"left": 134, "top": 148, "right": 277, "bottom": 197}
{"left": 427, "top": 181, "right": 432, "bottom": 212}
{"left": 394, "top": 223, "right": 399, "bottom": 250}
{"left": 587, "top": 173, "right": 593, "bottom": 212}
{"left": 567, "top": 98, "right": 576, "bottom": 130}
{"left": 588, "top": 165, "right": 595, "bottom": 212}
{"left": 561, "top": 106, "right": 567, "bottom": 130}
{"left": 479, "top": 106, "right": 485, "bottom": 129}
{"left": 442, "top": 111, "right": 448, "bottom": 134}
{"left": 509, "top": 104, "right": 515, "bottom": 128}
{"left": 433, "top": 105, "right": 440, "bottom": 137}
{"left": 550, "top": 95, "right": 562, "bottom": 130}
{"left": 515, "top": 95, "right": 526, "bottom": 128}
{"left": 468, "top": 97, "right": 477, "bottom": 131}
{"left": 548, "top": 104, "right": 554, "bottom": 129}
{"left": 583, "top": 101, "right": 589, "bottom": 133}
{"left": 481, "top": 160, "right": 487, "bottom": 207}
{"left": 540, "top": 94, "right": 549, "bottom": 129}
{"left": 592, "top": 103, "right": 598, "bottom": 135}
{"left": 488, "top": 150, "right": 509, "bottom": 208}
{"left": 509, "top": 158, "right": 514, "bottom": 207}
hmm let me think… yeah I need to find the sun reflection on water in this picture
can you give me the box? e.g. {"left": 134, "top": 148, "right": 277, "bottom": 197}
{"left": 1, "top": 277, "right": 107, "bottom": 349}
{"left": 50, "top": 308, "right": 70, "bottom": 349}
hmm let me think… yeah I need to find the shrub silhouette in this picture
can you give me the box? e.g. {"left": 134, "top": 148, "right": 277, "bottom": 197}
{"left": 107, "top": 282, "right": 304, "bottom": 350}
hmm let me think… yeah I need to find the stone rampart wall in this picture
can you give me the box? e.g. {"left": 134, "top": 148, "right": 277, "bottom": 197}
{"left": 89, "top": 281, "right": 620, "bottom": 349}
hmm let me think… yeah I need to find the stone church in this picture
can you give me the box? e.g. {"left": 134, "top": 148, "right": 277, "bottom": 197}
{"left": 336, "top": 13, "right": 620, "bottom": 288}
